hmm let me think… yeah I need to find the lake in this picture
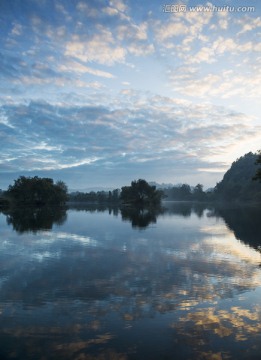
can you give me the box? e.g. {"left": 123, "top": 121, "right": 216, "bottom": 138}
{"left": 0, "top": 202, "right": 261, "bottom": 360}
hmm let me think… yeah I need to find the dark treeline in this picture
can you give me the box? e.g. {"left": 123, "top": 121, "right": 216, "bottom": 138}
{"left": 1, "top": 151, "right": 261, "bottom": 208}
{"left": 69, "top": 182, "right": 208, "bottom": 204}
{"left": 164, "top": 152, "right": 261, "bottom": 203}
{"left": 68, "top": 152, "right": 261, "bottom": 204}
{"left": 164, "top": 183, "right": 209, "bottom": 201}
{"left": 68, "top": 188, "right": 121, "bottom": 204}
{"left": 69, "top": 179, "right": 163, "bottom": 206}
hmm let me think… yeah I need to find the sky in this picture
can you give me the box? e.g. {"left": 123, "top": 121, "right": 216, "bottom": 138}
{"left": 0, "top": 0, "right": 260, "bottom": 191}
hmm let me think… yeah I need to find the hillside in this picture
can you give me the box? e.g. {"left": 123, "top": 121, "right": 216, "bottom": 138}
{"left": 214, "top": 152, "right": 261, "bottom": 202}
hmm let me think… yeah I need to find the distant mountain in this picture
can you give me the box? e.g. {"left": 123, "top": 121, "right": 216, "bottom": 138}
{"left": 214, "top": 152, "right": 261, "bottom": 202}
{"left": 149, "top": 181, "right": 177, "bottom": 189}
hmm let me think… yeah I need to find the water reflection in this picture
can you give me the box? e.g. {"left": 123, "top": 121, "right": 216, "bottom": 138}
{"left": 170, "top": 304, "right": 261, "bottom": 359}
{"left": 121, "top": 206, "right": 163, "bottom": 228}
{"left": 69, "top": 204, "right": 162, "bottom": 229}
{"left": 163, "top": 201, "right": 206, "bottom": 218}
{"left": 70, "top": 203, "right": 120, "bottom": 215}
{"left": 2, "top": 206, "right": 67, "bottom": 233}
{"left": 0, "top": 203, "right": 261, "bottom": 359}
{"left": 211, "top": 205, "right": 261, "bottom": 251}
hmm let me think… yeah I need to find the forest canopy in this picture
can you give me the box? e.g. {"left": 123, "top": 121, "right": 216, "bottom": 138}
{"left": 253, "top": 150, "right": 261, "bottom": 182}
{"left": 5, "top": 176, "right": 68, "bottom": 206}
{"left": 214, "top": 152, "right": 261, "bottom": 202}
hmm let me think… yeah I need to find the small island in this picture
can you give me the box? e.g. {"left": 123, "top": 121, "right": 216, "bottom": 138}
{"left": 2, "top": 176, "right": 68, "bottom": 207}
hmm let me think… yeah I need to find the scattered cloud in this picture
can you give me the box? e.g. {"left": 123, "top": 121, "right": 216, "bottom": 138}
{"left": 58, "top": 61, "right": 115, "bottom": 79}
{"left": 1, "top": 93, "right": 259, "bottom": 188}
{"left": 0, "top": 0, "right": 260, "bottom": 188}
{"left": 154, "top": 21, "right": 189, "bottom": 41}
{"left": 236, "top": 16, "right": 261, "bottom": 34}
{"left": 65, "top": 30, "right": 127, "bottom": 65}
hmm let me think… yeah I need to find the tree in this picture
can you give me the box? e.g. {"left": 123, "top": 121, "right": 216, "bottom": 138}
{"left": 179, "top": 184, "right": 192, "bottom": 200}
{"left": 253, "top": 150, "right": 261, "bottom": 182}
{"left": 193, "top": 184, "right": 206, "bottom": 201}
{"left": 55, "top": 180, "right": 68, "bottom": 204}
{"left": 5, "top": 176, "right": 68, "bottom": 206}
{"left": 120, "top": 179, "right": 163, "bottom": 206}
{"left": 214, "top": 152, "right": 261, "bottom": 202}
{"left": 165, "top": 184, "right": 192, "bottom": 201}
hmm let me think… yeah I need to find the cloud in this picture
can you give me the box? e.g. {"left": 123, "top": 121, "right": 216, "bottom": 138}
{"left": 64, "top": 18, "right": 153, "bottom": 65}
{"left": 0, "top": 52, "right": 27, "bottom": 79}
{"left": 109, "top": 0, "right": 128, "bottom": 13}
{"left": 168, "top": 64, "right": 261, "bottom": 101}
{"left": 154, "top": 3, "right": 213, "bottom": 48}
{"left": 13, "top": 75, "right": 97, "bottom": 89}
{"left": 154, "top": 21, "right": 189, "bottom": 41}
{"left": 58, "top": 61, "right": 115, "bottom": 79}
{"left": 0, "top": 95, "right": 259, "bottom": 188}
{"left": 116, "top": 22, "right": 149, "bottom": 42}
{"left": 0, "top": 0, "right": 260, "bottom": 189}
{"left": 127, "top": 43, "right": 154, "bottom": 56}
{"left": 184, "top": 36, "right": 259, "bottom": 65}
{"left": 65, "top": 30, "right": 126, "bottom": 65}
{"left": 218, "top": 18, "right": 228, "bottom": 30}
{"left": 102, "top": 6, "right": 119, "bottom": 16}
{"left": 11, "top": 22, "right": 23, "bottom": 36}
{"left": 236, "top": 16, "right": 261, "bottom": 34}
{"left": 75, "top": 0, "right": 130, "bottom": 23}
{"left": 189, "top": 46, "right": 216, "bottom": 64}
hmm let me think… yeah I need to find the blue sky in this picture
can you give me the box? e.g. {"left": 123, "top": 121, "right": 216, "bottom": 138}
{"left": 0, "top": 0, "right": 260, "bottom": 190}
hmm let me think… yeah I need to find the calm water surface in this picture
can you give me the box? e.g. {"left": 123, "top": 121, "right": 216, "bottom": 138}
{"left": 0, "top": 203, "right": 261, "bottom": 359}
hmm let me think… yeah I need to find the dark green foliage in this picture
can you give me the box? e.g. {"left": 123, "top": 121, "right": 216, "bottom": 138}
{"left": 164, "top": 183, "right": 208, "bottom": 201}
{"left": 164, "top": 152, "right": 261, "bottom": 203}
{"left": 253, "top": 150, "right": 261, "bottom": 182}
{"left": 0, "top": 196, "right": 10, "bottom": 209}
{"left": 214, "top": 152, "right": 261, "bottom": 202}
{"left": 5, "top": 176, "right": 68, "bottom": 206}
{"left": 120, "top": 179, "right": 163, "bottom": 206}
{"left": 69, "top": 181, "right": 162, "bottom": 206}
{"left": 193, "top": 184, "right": 206, "bottom": 201}
{"left": 68, "top": 189, "right": 120, "bottom": 203}
{"left": 178, "top": 184, "right": 192, "bottom": 200}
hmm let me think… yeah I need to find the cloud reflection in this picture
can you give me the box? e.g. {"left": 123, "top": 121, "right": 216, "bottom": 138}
{"left": 0, "top": 205, "right": 261, "bottom": 359}
{"left": 170, "top": 304, "right": 261, "bottom": 359}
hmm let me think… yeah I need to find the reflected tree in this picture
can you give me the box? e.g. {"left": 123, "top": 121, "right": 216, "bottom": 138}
{"left": 163, "top": 202, "right": 208, "bottom": 218}
{"left": 68, "top": 203, "right": 119, "bottom": 216}
{"left": 120, "top": 206, "right": 163, "bottom": 228}
{"left": 211, "top": 205, "right": 261, "bottom": 251}
{"left": 3, "top": 206, "right": 67, "bottom": 233}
